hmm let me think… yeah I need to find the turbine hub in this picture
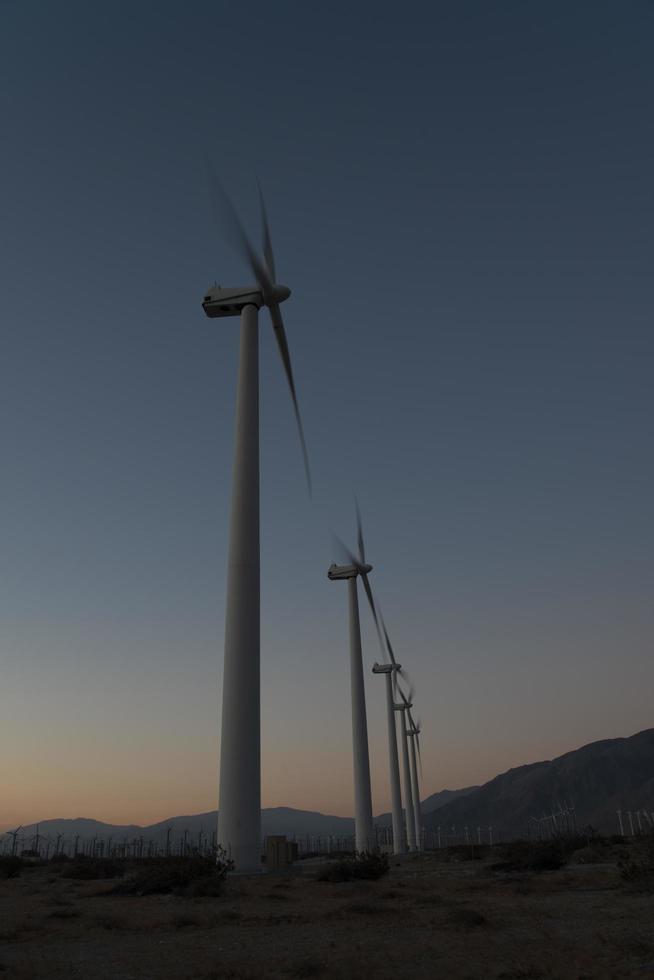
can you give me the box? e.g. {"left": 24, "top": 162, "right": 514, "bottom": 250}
{"left": 327, "top": 562, "right": 373, "bottom": 581}
{"left": 271, "top": 283, "right": 291, "bottom": 304}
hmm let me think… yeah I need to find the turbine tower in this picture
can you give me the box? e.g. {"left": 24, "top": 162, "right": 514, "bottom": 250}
{"left": 372, "top": 661, "right": 406, "bottom": 854}
{"left": 407, "top": 712, "right": 423, "bottom": 850}
{"left": 203, "top": 176, "right": 310, "bottom": 872}
{"left": 394, "top": 697, "right": 417, "bottom": 850}
{"left": 375, "top": 607, "right": 420, "bottom": 854}
{"left": 328, "top": 504, "right": 380, "bottom": 853}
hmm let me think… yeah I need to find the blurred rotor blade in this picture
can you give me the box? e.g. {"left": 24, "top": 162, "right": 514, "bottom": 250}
{"left": 331, "top": 531, "right": 359, "bottom": 568}
{"left": 256, "top": 177, "right": 276, "bottom": 283}
{"left": 204, "top": 159, "right": 272, "bottom": 295}
{"left": 355, "top": 496, "right": 366, "bottom": 565}
{"left": 396, "top": 668, "right": 415, "bottom": 704}
{"left": 330, "top": 529, "right": 384, "bottom": 655}
{"left": 414, "top": 718, "right": 423, "bottom": 776}
{"left": 269, "top": 303, "right": 312, "bottom": 496}
{"left": 377, "top": 608, "right": 397, "bottom": 666}
{"left": 359, "top": 572, "right": 384, "bottom": 654}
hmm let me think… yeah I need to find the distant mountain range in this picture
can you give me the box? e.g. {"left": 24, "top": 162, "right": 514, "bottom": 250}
{"left": 3, "top": 790, "right": 478, "bottom": 847}
{"left": 5, "top": 728, "right": 652, "bottom": 845}
{"left": 424, "top": 728, "right": 654, "bottom": 837}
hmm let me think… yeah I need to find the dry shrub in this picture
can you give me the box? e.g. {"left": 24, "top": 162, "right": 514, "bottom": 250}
{"left": 48, "top": 907, "right": 81, "bottom": 919}
{"left": 0, "top": 856, "right": 22, "bottom": 879}
{"left": 489, "top": 840, "right": 571, "bottom": 874}
{"left": 316, "top": 851, "right": 389, "bottom": 882}
{"left": 171, "top": 912, "right": 202, "bottom": 929}
{"left": 447, "top": 905, "right": 487, "bottom": 928}
{"left": 619, "top": 832, "right": 654, "bottom": 889}
{"left": 60, "top": 857, "right": 124, "bottom": 880}
{"left": 114, "top": 854, "right": 231, "bottom": 896}
{"left": 285, "top": 959, "right": 326, "bottom": 977}
{"left": 335, "top": 900, "right": 380, "bottom": 915}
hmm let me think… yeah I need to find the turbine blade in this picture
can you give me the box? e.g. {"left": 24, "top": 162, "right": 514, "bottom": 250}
{"left": 330, "top": 530, "right": 385, "bottom": 656}
{"left": 359, "top": 571, "right": 385, "bottom": 654}
{"left": 355, "top": 496, "right": 366, "bottom": 565}
{"left": 332, "top": 531, "right": 359, "bottom": 568}
{"left": 269, "top": 304, "right": 312, "bottom": 496}
{"left": 257, "top": 177, "right": 276, "bottom": 283}
{"left": 415, "top": 731, "right": 423, "bottom": 777}
{"left": 204, "top": 159, "right": 272, "bottom": 295}
{"left": 377, "top": 608, "right": 397, "bottom": 666}
{"left": 396, "top": 668, "right": 415, "bottom": 704}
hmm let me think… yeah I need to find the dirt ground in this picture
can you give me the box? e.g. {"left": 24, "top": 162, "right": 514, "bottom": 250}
{"left": 1, "top": 850, "right": 652, "bottom": 979}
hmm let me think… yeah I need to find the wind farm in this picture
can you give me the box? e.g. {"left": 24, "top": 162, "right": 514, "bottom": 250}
{"left": 2, "top": 2, "right": 654, "bottom": 978}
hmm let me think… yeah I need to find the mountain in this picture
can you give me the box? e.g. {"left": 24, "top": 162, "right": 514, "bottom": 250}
{"left": 8, "top": 729, "right": 652, "bottom": 846}
{"left": 4, "top": 808, "right": 356, "bottom": 846}
{"left": 424, "top": 728, "right": 654, "bottom": 837}
{"left": 7, "top": 792, "right": 482, "bottom": 846}
{"left": 374, "top": 786, "right": 478, "bottom": 826}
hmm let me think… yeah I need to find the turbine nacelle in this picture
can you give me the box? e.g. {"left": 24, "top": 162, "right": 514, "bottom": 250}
{"left": 328, "top": 561, "right": 373, "bottom": 581}
{"left": 394, "top": 701, "right": 411, "bottom": 711}
{"left": 202, "top": 284, "right": 291, "bottom": 319}
{"left": 372, "top": 662, "right": 402, "bottom": 674}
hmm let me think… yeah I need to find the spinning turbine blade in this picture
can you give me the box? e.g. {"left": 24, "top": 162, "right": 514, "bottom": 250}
{"left": 332, "top": 530, "right": 381, "bottom": 638}
{"left": 257, "top": 178, "right": 276, "bottom": 283}
{"left": 414, "top": 716, "right": 423, "bottom": 775}
{"left": 205, "top": 161, "right": 272, "bottom": 295}
{"left": 377, "top": 608, "right": 397, "bottom": 666}
{"left": 396, "top": 668, "right": 415, "bottom": 704}
{"left": 269, "top": 303, "right": 312, "bottom": 495}
{"left": 355, "top": 496, "right": 366, "bottom": 564}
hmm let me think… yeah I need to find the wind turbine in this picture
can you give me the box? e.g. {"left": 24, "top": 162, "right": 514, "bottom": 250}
{"left": 328, "top": 504, "right": 381, "bottom": 854}
{"left": 394, "top": 692, "right": 417, "bottom": 851}
{"left": 406, "top": 709, "right": 423, "bottom": 850}
{"left": 372, "top": 660, "right": 405, "bottom": 854}
{"left": 375, "top": 609, "right": 421, "bottom": 854}
{"left": 371, "top": 608, "right": 412, "bottom": 854}
{"left": 202, "top": 174, "right": 310, "bottom": 872}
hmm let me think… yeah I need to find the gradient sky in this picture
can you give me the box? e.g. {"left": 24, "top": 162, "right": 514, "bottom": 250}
{"left": 1, "top": 0, "right": 653, "bottom": 830}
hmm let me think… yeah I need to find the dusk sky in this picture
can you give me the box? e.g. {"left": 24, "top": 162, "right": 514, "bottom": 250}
{"left": 1, "top": 1, "right": 653, "bottom": 830}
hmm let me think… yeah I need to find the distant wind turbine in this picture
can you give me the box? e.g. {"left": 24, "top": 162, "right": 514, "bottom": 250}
{"left": 328, "top": 503, "right": 383, "bottom": 853}
{"left": 372, "top": 660, "right": 406, "bottom": 855}
{"left": 394, "top": 695, "right": 417, "bottom": 851}
{"left": 406, "top": 710, "right": 423, "bottom": 850}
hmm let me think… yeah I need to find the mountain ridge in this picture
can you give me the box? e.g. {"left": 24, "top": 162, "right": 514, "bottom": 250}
{"left": 5, "top": 728, "right": 652, "bottom": 843}
{"left": 425, "top": 727, "right": 654, "bottom": 836}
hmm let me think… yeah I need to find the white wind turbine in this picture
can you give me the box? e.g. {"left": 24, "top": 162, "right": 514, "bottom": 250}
{"left": 202, "top": 174, "right": 311, "bottom": 872}
{"left": 328, "top": 504, "right": 383, "bottom": 854}
{"left": 375, "top": 609, "right": 422, "bottom": 854}
{"left": 372, "top": 660, "right": 405, "bottom": 854}
{"left": 406, "top": 708, "right": 423, "bottom": 850}
{"left": 371, "top": 608, "right": 412, "bottom": 855}
{"left": 394, "top": 685, "right": 419, "bottom": 851}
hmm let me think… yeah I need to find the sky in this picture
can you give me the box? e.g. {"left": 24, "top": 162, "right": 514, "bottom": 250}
{"left": 1, "top": 0, "right": 653, "bottom": 830}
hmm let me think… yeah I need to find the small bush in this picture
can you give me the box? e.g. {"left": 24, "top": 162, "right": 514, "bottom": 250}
{"left": 285, "top": 958, "right": 326, "bottom": 978}
{"left": 114, "top": 854, "right": 232, "bottom": 896}
{"left": 48, "top": 907, "right": 81, "bottom": 920}
{"left": 60, "top": 857, "right": 124, "bottom": 880}
{"left": 447, "top": 905, "right": 487, "bottom": 928}
{"left": 316, "top": 851, "right": 389, "bottom": 882}
{"left": 619, "top": 832, "right": 654, "bottom": 889}
{"left": 489, "top": 839, "right": 573, "bottom": 874}
{"left": 0, "top": 857, "right": 22, "bottom": 879}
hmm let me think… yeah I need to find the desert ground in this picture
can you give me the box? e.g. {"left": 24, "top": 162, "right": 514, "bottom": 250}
{"left": 1, "top": 842, "right": 653, "bottom": 979}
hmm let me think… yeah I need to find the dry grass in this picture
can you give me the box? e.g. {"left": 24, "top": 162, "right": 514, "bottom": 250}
{"left": 1, "top": 844, "right": 653, "bottom": 978}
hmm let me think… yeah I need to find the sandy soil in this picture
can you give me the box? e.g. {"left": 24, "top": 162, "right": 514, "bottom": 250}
{"left": 1, "top": 851, "right": 652, "bottom": 979}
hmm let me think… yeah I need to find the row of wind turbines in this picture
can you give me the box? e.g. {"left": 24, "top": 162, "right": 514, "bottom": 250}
{"left": 202, "top": 173, "right": 424, "bottom": 871}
